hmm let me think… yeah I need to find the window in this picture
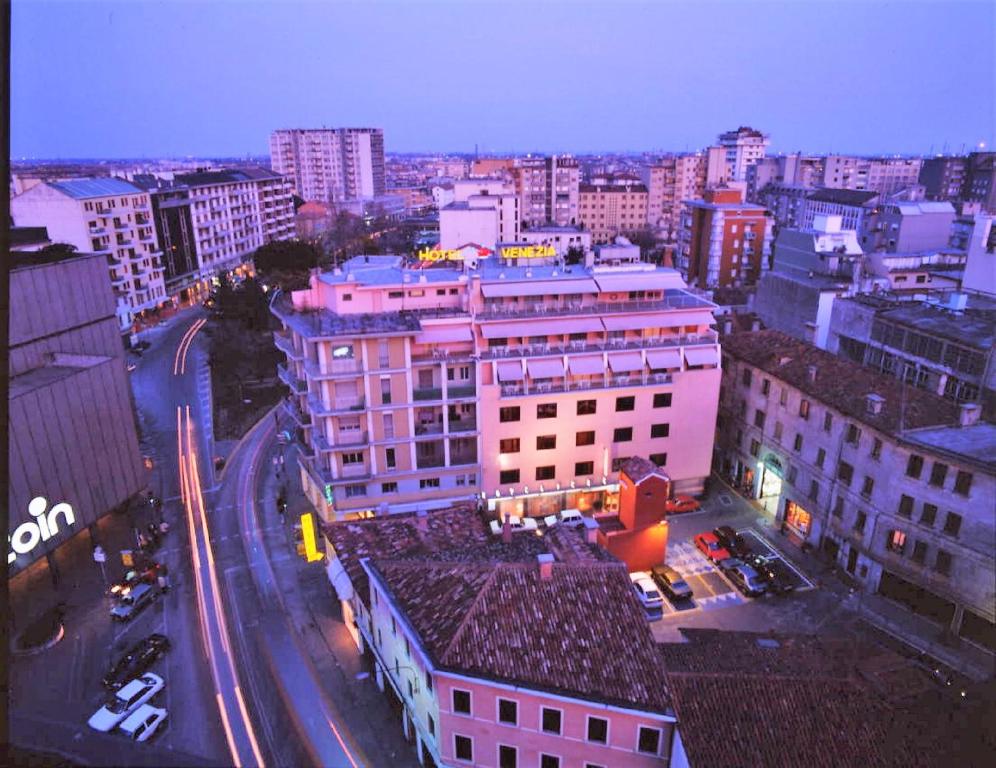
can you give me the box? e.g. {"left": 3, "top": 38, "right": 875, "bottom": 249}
{"left": 793, "top": 433, "right": 803, "bottom": 452}
{"left": 342, "top": 452, "right": 363, "bottom": 465}
{"left": 614, "top": 427, "right": 633, "bottom": 442}
{"left": 871, "top": 438, "right": 883, "bottom": 460}
{"left": 761, "top": 378, "right": 771, "bottom": 395}
{"left": 837, "top": 462, "right": 854, "bottom": 486}
{"left": 541, "top": 707, "right": 562, "bottom": 735}
{"left": 854, "top": 510, "right": 867, "bottom": 533}
{"left": 749, "top": 439, "right": 760, "bottom": 457}
{"left": 498, "top": 745, "right": 517, "bottom": 768}
{"left": 537, "top": 403, "right": 557, "bottom": 419}
{"left": 499, "top": 438, "right": 520, "bottom": 454}
{"left": 861, "top": 476, "right": 874, "bottom": 498}
{"left": 651, "top": 423, "right": 670, "bottom": 438}
{"left": 381, "top": 482, "right": 398, "bottom": 494}
{"left": 419, "top": 478, "right": 440, "bottom": 489}
{"left": 742, "top": 369, "right": 752, "bottom": 387}
{"left": 540, "top": 756, "right": 560, "bottom": 768}
{"left": 809, "top": 480, "right": 820, "bottom": 501}
{"left": 385, "top": 447, "right": 396, "bottom": 469}
{"left": 427, "top": 714, "right": 435, "bottom": 736}
{"left": 886, "top": 529, "right": 907, "bottom": 554}
{"left": 773, "top": 421, "right": 784, "bottom": 440}
{"left": 823, "top": 412, "right": 832, "bottom": 432}
{"left": 954, "top": 470, "right": 973, "bottom": 496}
{"left": 911, "top": 541, "right": 928, "bottom": 564}
{"left": 815, "top": 447, "right": 826, "bottom": 468}
{"left": 498, "top": 698, "right": 517, "bottom": 725}
{"left": 344, "top": 484, "right": 366, "bottom": 498}
{"left": 425, "top": 672, "right": 433, "bottom": 692}
{"left": 754, "top": 410, "right": 766, "bottom": 429}
{"left": 587, "top": 716, "right": 608, "bottom": 744}
{"left": 388, "top": 290, "right": 403, "bottom": 299}
{"left": 653, "top": 392, "right": 672, "bottom": 408}
{"left": 935, "top": 549, "right": 952, "bottom": 576}
{"left": 920, "top": 503, "right": 937, "bottom": 526}
{"left": 650, "top": 453, "right": 667, "bottom": 467}
{"left": 537, "top": 435, "right": 557, "bottom": 450}
{"left": 799, "top": 400, "right": 810, "bottom": 419}
{"left": 577, "top": 399, "right": 597, "bottom": 415}
{"left": 637, "top": 726, "right": 661, "bottom": 755}
{"left": 832, "top": 496, "right": 844, "bottom": 518}
{"left": 342, "top": 293, "right": 352, "bottom": 301}
{"left": 787, "top": 465, "right": 798, "bottom": 484}
{"left": 780, "top": 388, "right": 788, "bottom": 406}
{"left": 576, "top": 430, "right": 595, "bottom": 446}
{"left": 535, "top": 465, "right": 555, "bottom": 481}
{"left": 616, "top": 396, "right": 635, "bottom": 412}
{"left": 575, "top": 461, "right": 594, "bottom": 476}
{"left": 611, "top": 457, "right": 630, "bottom": 472}
{"left": 454, "top": 735, "right": 473, "bottom": 761}
{"left": 942, "top": 512, "right": 962, "bottom": 538}
{"left": 499, "top": 469, "right": 520, "bottom": 484}
{"left": 926, "top": 462, "right": 949, "bottom": 488}
{"left": 906, "top": 454, "right": 924, "bottom": 479}
{"left": 452, "top": 689, "right": 471, "bottom": 715}
{"left": 499, "top": 407, "right": 520, "bottom": 423}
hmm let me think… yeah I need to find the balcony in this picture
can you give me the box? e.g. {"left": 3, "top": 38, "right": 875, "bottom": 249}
{"left": 410, "top": 348, "right": 474, "bottom": 364}
{"left": 476, "top": 293, "right": 712, "bottom": 320}
{"left": 416, "top": 454, "right": 446, "bottom": 470}
{"left": 308, "top": 394, "right": 365, "bottom": 415}
{"left": 273, "top": 331, "right": 303, "bottom": 360}
{"left": 499, "top": 372, "right": 672, "bottom": 398}
{"left": 479, "top": 332, "right": 718, "bottom": 360}
{"left": 413, "top": 387, "right": 443, "bottom": 402}
{"left": 447, "top": 384, "right": 476, "bottom": 399}
{"left": 277, "top": 364, "right": 307, "bottom": 394}
{"left": 449, "top": 418, "right": 477, "bottom": 433}
{"left": 303, "top": 357, "right": 364, "bottom": 378}
{"left": 340, "top": 463, "right": 369, "bottom": 479}
{"left": 283, "top": 398, "right": 312, "bottom": 427}
{"left": 415, "top": 421, "right": 445, "bottom": 436}
{"left": 450, "top": 451, "right": 478, "bottom": 467}
{"left": 88, "top": 226, "right": 106, "bottom": 235}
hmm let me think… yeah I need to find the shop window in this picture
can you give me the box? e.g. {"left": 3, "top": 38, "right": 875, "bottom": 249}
{"left": 898, "top": 495, "right": 914, "bottom": 518}
{"left": 943, "top": 512, "right": 962, "bottom": 538}
{"left": 929, "top": 462, "right": 948, "bottom": 487}
{"left": 886, "top": 529, "right": 907, "bottom": 554}
{"left": 576, "top": 431, "right": 595, "bottom": 446}
{"left": 536, "top": 435, "right": 556, "bottom": 450}
{"left": 500, "top": 407, "right": 520, "bottom": 423}
{"left": 785, "top": 501, "right": 811, "bottom": 535}
{"left": 954, "top": 470, "right": 973, "bottom": 496}
{"left": 935, "top": 549, "right": 952, "bottom": 576}
{"left": 650, "top": 453, "right": 667, "bottom": 467}
{"left": 537, "top": 403, "right": 557, "bottom": 419}
{"left": 500, "top": 438, "right": 520, "bottom": 454}
{"left": 906, "top": 454, "right": 924, "bottom": 479}
{"left": 920, "top": 503, "right": 937, "bottom": 526}
{"left": 577, "top": 399, "right": 597, "bottom": 415}
{"left": 499, "top": 469, "right": 520, "bottom": 484}
{"left": 575, "top": 461, "right": 594, "bottom": 476}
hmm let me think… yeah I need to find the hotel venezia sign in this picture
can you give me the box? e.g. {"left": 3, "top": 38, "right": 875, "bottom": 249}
{"left": 416, "top": 245, "right": 556, "bottom": 261}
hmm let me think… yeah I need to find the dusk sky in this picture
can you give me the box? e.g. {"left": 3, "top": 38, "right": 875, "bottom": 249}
{"left": 11, "top": 0, "right": 995, "bottom": 158}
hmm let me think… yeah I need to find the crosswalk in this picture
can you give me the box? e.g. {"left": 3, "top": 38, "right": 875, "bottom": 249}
{"left": 667, "top": 541, "right": 715, "bottom": 576}
{"left": 696, "top": 591, "right": 747, "bottom": 610}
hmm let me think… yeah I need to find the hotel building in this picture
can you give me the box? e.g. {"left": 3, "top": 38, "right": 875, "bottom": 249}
{"left": 10, "top": 178, "right": 168, "bottom": 332}
{"left": 269, "top": 127, "right": 386, "bottom": 204}
{"left": 272, "top": 252, "right": 720, "bottom": 523}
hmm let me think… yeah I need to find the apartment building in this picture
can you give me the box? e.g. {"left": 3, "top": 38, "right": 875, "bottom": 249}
{"left": 822, "top": 156, "right": 923, "bottom": 196}
{"left": 755, "top": 183, "right": 811, "bottom": 230}
{"left": 716, "top": 330, "right": 994, "bottom": 657}
{"left": 801, "top": 188, "right": 878, "bottom": 232}
{"left": 919, "top": 156, "right": 969, "bottom": 201}
{"left": 962, "top": 151, "right": 996, "bottom": 212}
{"left": 10, "top": 178, "right": 168, "bottom": 332}
{"left": 678, "top": 187, "right": 772, "bottom": 289}
{"left": 269, "top": 127, "right": 386, "bottom": 203}
{"left": 745, "top": 153, "right": 824, "bottom": 201}
{"left": 271, "top": 253, "right": 720, "bottom": 522}
{"left": 9, "top": 249, "right": 146, "bottom": 623}
{"left": 578, "top": 182, "right": 649, "bottom": 243}
{"left": 470, "top": 157, "right": 516, "bottom": 177}
{"left": 859, "top": 201, "right": 956, "bottom": 254}
{"left": 641, "top": 154, "right": 708, "bottom": 237}
{"left": 717, "top": 126, "right": 770, "bottom": 182}
{"left": 438, "top": 179, "right": 520, "bottom": 250}
{"left": 511, "top": 155, "right": 581, "bottom": 227}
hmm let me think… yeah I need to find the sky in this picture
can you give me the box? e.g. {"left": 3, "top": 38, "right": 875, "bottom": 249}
{"left": 10, "top": 0, "right": 996, "bottom": 158}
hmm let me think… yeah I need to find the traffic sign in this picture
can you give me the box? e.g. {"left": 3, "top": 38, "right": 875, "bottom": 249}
{"left": 93, "top": 546, "right": 106, "bottom": 563}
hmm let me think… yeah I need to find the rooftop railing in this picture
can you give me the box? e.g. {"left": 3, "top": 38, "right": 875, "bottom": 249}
{"left": 480, "top": 332, "right": 718, "bottom": 360}
{"left": 476, "top": 294, "right": 712, "bottom": 320}
{"left": 499, "top": 372, "right": 672, "bottom": 398}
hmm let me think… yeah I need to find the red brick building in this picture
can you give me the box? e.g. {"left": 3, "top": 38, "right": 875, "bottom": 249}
{"left": 596, "top": 457, "right": 671, "bottom": 571}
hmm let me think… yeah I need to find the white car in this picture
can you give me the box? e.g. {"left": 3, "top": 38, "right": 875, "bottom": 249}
{"left": 88, "top": 673, "right": 164, "bottom": 732}
{"left": 119, "top": 704, "right": 168, "bottom": 742}
{"left": 558, "top": 509, "right": 584, "bottom": 527}
{"left": 543, "top": 514, "right": 559, "bottom": 528}
{"left": 489, "top": 515, "right": 539, "bottom": 535}
{"left": 630, "top": 573, "right": 665, "bottom": 613}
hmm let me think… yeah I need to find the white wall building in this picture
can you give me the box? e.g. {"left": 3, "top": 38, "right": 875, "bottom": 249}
{"left": 270, "top": 128, "right": 386, "bottom": 204}
{"left": 717, "top": 127, "right": 770, "bottom": 183}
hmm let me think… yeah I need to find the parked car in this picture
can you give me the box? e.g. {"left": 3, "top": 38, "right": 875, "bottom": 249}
{"left": 694, "top": 532, "right": 731, "bottom": 563}
{"left": 746, "top": 554, "right": 796, "bottom": 595}
{"left": 651, "top": 565, "right": 693, "bottom": 602}
{"left": 119, "top": 704, "right": 168, "bottom": 742}
{"left": 102, "top": 634, "right": 171, "bottom": 689}
{"left": 664, "top": 495, "right": 701, "bottom": 514}
{"left": 630, "top": 573, "right": 665, "bottom": 614}
{"left": 714, "top": 526, "right": 750, "bottom": 558}
{"left": 109, "top": 562, "right": 165, "bottom": 597}
{"left": 488, "top": 515, "right": 539, "bottom": 535}
{"left": 558, "top": 508, "right": 584, "bottom": 527}
{"left": 110, "top": 583, "right": 159, "bottom": 622}
{"left": 88, "top": 673, "right": 164, "bottom": 732}
{"left": 719, "top": 558, "right": 768, "bottom": 597}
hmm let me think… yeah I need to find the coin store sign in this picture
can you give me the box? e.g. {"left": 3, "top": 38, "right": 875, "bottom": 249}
{"left": 8, "top": 497, "right": 77, "bottom": 565}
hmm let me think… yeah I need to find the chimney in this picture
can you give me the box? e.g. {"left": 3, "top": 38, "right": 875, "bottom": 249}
{"left": 581, "top": 516, "right": 600, "bottom": 545}
{"left": 750, "top": 318, "right": 761, "bottom": 332}
{"left": 722, "top": 318, "right": 733, "bottom": 336}
{"left": 807, "top": 365, "right": 818, "bottom": 382}
{"left": 537, "top": 553, "right": 554, "bottom": 581}
{"left": 959, "top": 402, "right": 982, "bottom": 427}
{"left": 502, "top": 516, "right": 512, "bottom": 544}
{"left": 865, "top": 393, "right": 885, "bottom": 415}
{"left": 415, "top": 508, "right": 428, "bottom": 532}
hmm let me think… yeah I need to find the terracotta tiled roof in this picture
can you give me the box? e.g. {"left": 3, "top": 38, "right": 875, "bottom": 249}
{"left": 620, "top": 456, "right": 669, "bottom": 485}
{"left": 661, "top": 630, "right": 956, "bottom": 768}
{"left": 723, "top": 329, "right": 963, "bottom": 432}
{"left": 372, "top": 559, "right": 671, "bottom": 713}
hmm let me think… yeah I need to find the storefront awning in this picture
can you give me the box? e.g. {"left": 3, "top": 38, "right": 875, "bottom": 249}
{"left": 527, "top": 358, "right": 565, "bottom": 379}
{"left": 607, "top": 352, "right": 644, "bottom": 372}
{"left": 497, "top": 362, "right": 524, "bottom": 382}
{"left": 568, "top": 355, "right": 606, "bottom": 375}
{"left": 646, "top": 349, "right": 683, "bottom": 370}
{"left": 684, "top": 346, "right": 720, "bottom": 367}
{"left": 415, "top": 326, "right": 473, "bottom": 344}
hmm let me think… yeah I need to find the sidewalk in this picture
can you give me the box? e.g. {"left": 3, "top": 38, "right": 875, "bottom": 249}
{"left": 258, "top": 433, "right": 419, "bottom": 767}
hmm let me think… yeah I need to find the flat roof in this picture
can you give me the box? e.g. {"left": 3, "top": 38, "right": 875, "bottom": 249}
{"left": 877, "top": 304, "right": 995, "bottom": 349}
{"left": 48, "top": 177, "right": 143, "bottom": 199}
{"left": 903, "top": 422, "right": 996, "bottom": 472}
{"left": 9, "top": 356, "right": 113, "bottom": 399}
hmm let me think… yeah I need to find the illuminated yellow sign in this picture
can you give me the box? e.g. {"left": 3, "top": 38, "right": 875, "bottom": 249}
{"left": 417, "top": 248, "right": 463, "bottom": 261}
{"left": 500, "top": 245, "right": 556, "bottom": 259}
{"left": 300, "top": 512, "right": 324, "bottom": 562}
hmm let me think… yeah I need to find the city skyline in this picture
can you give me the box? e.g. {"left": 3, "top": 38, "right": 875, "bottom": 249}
{"left": 12, "top": 1, "right": 995, "bottom": 159}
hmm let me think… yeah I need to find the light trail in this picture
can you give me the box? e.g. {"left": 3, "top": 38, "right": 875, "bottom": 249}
{"left": 173, "top": 318, "right": 206, "bottom": 376}
{"left": 235, "top": 686, "right": 266, "bottom": 768}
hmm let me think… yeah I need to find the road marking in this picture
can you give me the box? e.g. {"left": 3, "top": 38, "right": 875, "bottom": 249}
{"left": 738, "top": 529, "right": 817, "bottom": 591}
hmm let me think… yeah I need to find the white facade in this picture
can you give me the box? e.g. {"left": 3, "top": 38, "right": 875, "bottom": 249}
{"left": 11, "top": 179, "right": 167, "bottom": 331}
{"left": 270, "top": 128, "right": 385, "bottom": 203}
{"left": 962, "top": 216, "right": 996, "bottom": 296}
{"left": 718, "top": 127, "right": 770, "bottom": 182}
{"left": 439, "top": 194, "right": 520, "bottom": 251}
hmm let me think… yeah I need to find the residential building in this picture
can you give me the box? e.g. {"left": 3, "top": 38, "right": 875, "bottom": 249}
{"left": 754, "top": 215, "right": 867, "bottom": 349}
{"left": 801, "top": 188, "right": 878, "bottom": 232}
{"left": 746, "top": 153, "right": 824, "bottom": 201}
{"left": 10, "top": 178, "right": 168, "bottom": 332}
{"left": 716, "top": 330, "right": 994, "bottom": 664}
{"left": 962, "top": 152, "right": 996, "bottom": 212}
{"left": 271, "top": 252, "right": 720, "bottom": 522}
{"left": 386, "top": 186, "right": 433, "bottom": 216}
{"left": 919, "top": 156, "right": 968, "bottom": 201}
{"left": 8, "top": 249, "right": 146, "bottom": 624}
{"left": 962, "top": 215, "right": 996, "bottom": 296}
{"left": 323, "top": 505, "right": 677, "bottom": 768}
{"left": 516, "top": 225, "right": 591, "bottom": 259}
{"left": 296, "top": 201, "right": 334, "bottom": 241}
{"left": 512, "top": 155, "right": 581, "bottom": 227}
{"left": 470, "top": 157, "right": 516, "bottom": 177}
{"left": 717, "top": 126, "right": 770, "bottom": 182}
{"left": 641, "top": 154, "right": 708, "bottom": 237}
{"left": 269, "top": 127, "right": 386, "bottom": 204}
{"left": 754, "top": 183, "right": 812, "bottom": 230}
{"left": 678, "top": 187, "right": 772, "bottom": 289}
{"left": 827, "top": 294, "right": 996, "bottom": 415}
{"left": 439, "top": 183, "right": 520, "bottom": 251}
{"left": 578, "top": 182, "right": 649, "bottom": 243}
{"left": 859, "top": 201, "right": 956, "bottom": 254}
{"left": 822, "top": 156, "right": 923, "bottom": 196}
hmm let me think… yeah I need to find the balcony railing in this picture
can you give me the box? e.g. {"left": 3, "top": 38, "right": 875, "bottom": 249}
{"left": 476, "top": 294, "right": 711, "bottom": 320}
{"left": 413, "top": 387, "right": 443, "bottom": 402}
{"left": 277, "top": 364, "right": 307, "bottom": 393}
{"left": 304, "top": 357, "right": 364, "bottom": 378}
{"left": 449, "top": 452, "right": 478, "bottom": 466}
{"left": 411, "top": 348, "right": 475, "bottom": 363}
{"left": 273, "top": 331, "right": 303, "bottom": 360}
{"left": 447, "top": 384, "right": 476, "bottom": 398}
{"left": 499, "top": 372, "right": 672, "bottom": 398}
{"left": 480, "top": 332, "right": 718, "bottom": 360}
{"left": 283, "top": 398, "right": 312, "bottom": 427}
{"left": 340, "top": 463, "right": 369, "bottom": 478}
{"left": 415, "top": 422, "right": 445, "bottom": 436}
{"left": 308, "top": 394, "right": 365, "bottom": 414}
{"left": 449, "top": 419, "right": 477, "bottom": 433}
{"left": 416, "top": 455, "right": 446, "bottom": 469}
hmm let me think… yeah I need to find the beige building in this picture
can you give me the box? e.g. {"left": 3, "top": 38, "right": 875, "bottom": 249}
{"left": 512, "top": 155, "right": 581, "bottom": 227}
{"left": 642, "top": 154, "right": 708, "bottom": 237}
{"left": 269, "top": 127, "right": 386, "bottom": 203}
{"left": 822, "top": 156, "right": 924, "bottom": 196}
{"left": 578, "top": 183, "right": 649, "bottom": 243}
{"left": 11, "top": 178, "right": 168, "bottom": 332}
{"left": 717, "top": 126, "right": 770, "bottom": 182}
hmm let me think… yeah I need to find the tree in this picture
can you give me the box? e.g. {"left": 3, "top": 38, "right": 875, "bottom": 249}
{"left": 565, "top": 246, "right": 586, "bottom": 265}
{"left": 37, "top": 243, "right": 78, "bottom": 257}
{"left": 252, "top": 240, "right": 321, "bottom": 290}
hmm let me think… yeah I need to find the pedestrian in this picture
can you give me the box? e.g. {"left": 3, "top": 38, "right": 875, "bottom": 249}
{"left": 157, "top": 573, "right": 170, "bottom": 593}
{"left": 159, "top": 520, "right": 170, "bottom": 536}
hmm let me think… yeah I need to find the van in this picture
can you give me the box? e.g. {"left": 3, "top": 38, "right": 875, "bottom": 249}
{"left": 110, "top": 582, "right": 158, "bottom": 622}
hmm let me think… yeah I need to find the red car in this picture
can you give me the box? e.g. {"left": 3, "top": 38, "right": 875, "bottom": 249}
{"left": 665, "top": 495, "right": 701, "bottom": 514}
{"left": 694, "top": 532, "right": 730, "bottom": 563}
